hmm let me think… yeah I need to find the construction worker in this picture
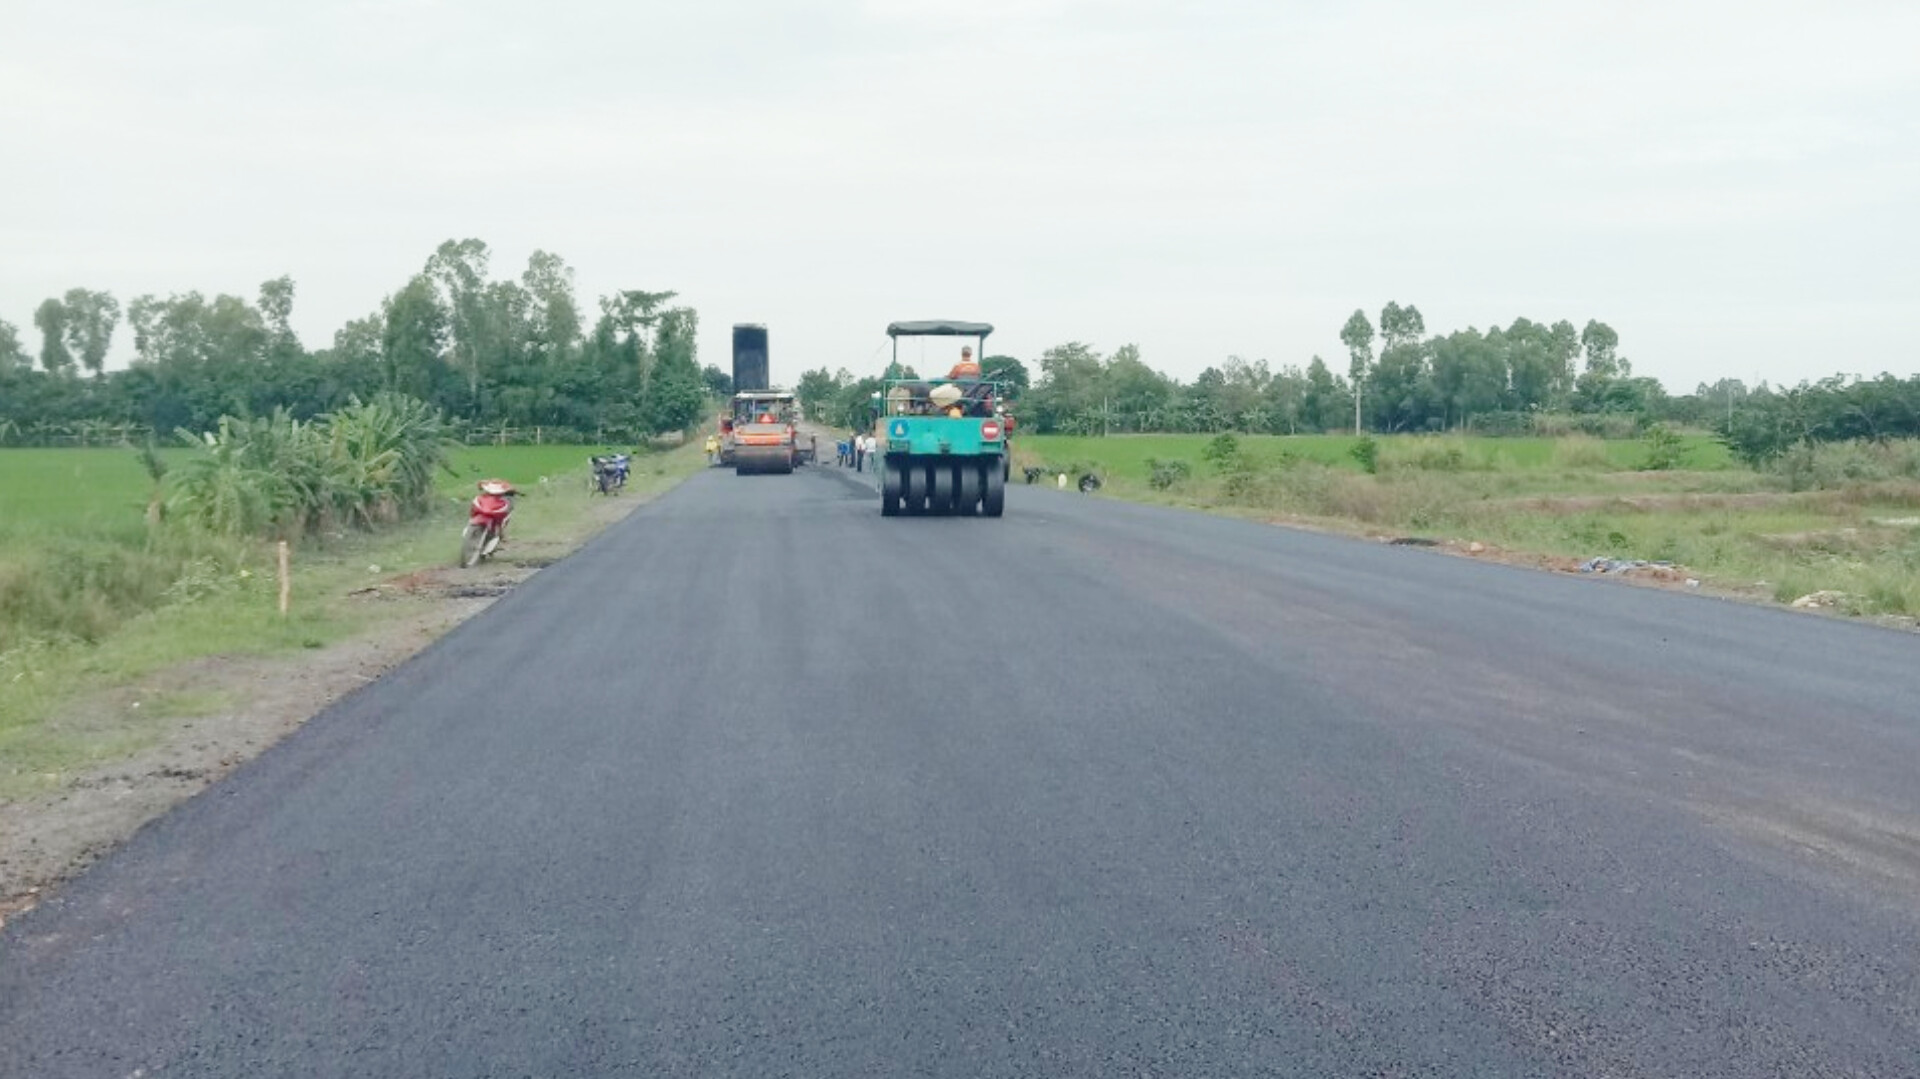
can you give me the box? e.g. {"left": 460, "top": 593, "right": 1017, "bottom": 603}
{"left": 948, "top": 345, "right": 982, "bottom": 381}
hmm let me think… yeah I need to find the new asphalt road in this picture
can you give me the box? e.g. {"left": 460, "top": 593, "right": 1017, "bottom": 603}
{"left": 4, "top": 463, "right": 1918, "bottom": 1077}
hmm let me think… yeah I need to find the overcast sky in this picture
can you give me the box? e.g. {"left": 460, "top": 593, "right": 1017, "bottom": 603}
{"left": 3, "top": 0, "right": 1916, "bottom": 392}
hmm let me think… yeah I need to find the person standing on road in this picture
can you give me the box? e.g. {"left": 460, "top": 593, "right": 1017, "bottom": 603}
{"left": 860, "top": 432, "right": 876, "bottom": 472}
{"left": 852, "top": 431, "right": 865, "bottom": 472}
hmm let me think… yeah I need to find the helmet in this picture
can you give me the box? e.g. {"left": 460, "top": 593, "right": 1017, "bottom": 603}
{"left": 478, "top": 479, "right": 515, "bottom": 495}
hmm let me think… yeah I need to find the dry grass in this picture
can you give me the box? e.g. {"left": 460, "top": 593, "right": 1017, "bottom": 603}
{"left": 1070, "top": 435, "right": 1920, "bottom": 620}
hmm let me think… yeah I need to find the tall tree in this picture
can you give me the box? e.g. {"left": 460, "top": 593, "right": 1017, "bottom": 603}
{"left": 0, "top": 318, "right": 24, "bottom": 371}
{"left": 382, "top": 275, "right": 449, "bottom": 400}
{"left": 258, "top": 276, "right": 298, "bottom": 352}
{"left": 60, "top": 289, "right": 121, "bottom": 376}
{"left": 521, "top": 249, "right": 582, "bottom": 364}
{"left": 1546, "top": 319, "right": 1580, "bottom": 402}
{"left": 647, "top": 307, "right": 704, "bottom": 433}
{"left": 1302, "top": 355, "right": 1348, "bottom": 432}
{"left": 796, "top": 367, "right": 844, "bottom": 419}
{"left": 1378, "top": 301, "right": 1425, "bottom": 351}
{"left": 980, "top": 354, "right": 1029, "bottom": 395}
{"left": 34, "top": 297, "right": 74, "bottom": 373}
{"left": 1581, "top": 319, "right": 1622, "bottom": 378}
{"left": 425, "top": 239, "right": 492, "bottom": 395}
{"left": 1339, "top": 308, "right": 1374, "bottom": 433}
{"left": 1027, "top": 341, "right": 1105, "bottom": 432}
{"left": 1104, "top": 344, "right": 1173, "bottom": 431}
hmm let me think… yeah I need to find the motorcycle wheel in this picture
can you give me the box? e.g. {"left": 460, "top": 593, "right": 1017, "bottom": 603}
{"left": 458, "top": 522, "right": 486, "bottom": 568}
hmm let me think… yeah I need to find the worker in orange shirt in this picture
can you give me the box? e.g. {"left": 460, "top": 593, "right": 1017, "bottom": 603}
{"left": 948, "top": 345, "right": 982, "bottom": 380}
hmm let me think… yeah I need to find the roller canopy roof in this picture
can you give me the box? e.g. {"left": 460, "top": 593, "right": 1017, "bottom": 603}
{"left": 886, "top": 320, "right": 994, "bottom": 337}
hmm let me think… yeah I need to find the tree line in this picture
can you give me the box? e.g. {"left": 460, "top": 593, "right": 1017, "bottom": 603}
{"left": 793, "top": 306, "right": 1659, "bottom": 438}
{"left": 994, "top": 305, "right": 1664, "bottom": 437}
{"left": 0, "top": 240, "right": 729, "bottom": 445}
{"left": 792, "top": 304, "right": 1914, "bottom": 456}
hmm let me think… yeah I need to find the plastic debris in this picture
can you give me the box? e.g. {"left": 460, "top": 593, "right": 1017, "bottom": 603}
{"left": 1580, "top": 557, "right": 1677, "bottom": 574}
{"left": 1790, "top": 590, "right": 1850, "bottom": 610}
{"left": 1579, "top": 557, "right": 1692, "bottom": 583}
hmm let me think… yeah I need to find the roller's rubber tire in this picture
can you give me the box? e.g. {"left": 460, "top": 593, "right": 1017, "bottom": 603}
{"left": 931, "top": 462, "right": 955, "bottom": 515}
{"left": 900, "top": 459, "right": 919, "bottom": 514}
{"left": 983, "top": 463, "right": 1005, "bottom": 518}
{"left": 956, "top": 462, "right": 982, "bottom": 516}
{"left": 459, "top": 523, "right": 485, "bottom": 568}
{"left": 881, "top": 458, "right": 902, "bottom": 515}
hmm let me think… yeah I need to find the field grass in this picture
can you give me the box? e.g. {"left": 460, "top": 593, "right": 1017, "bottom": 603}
{"left": 0, "top": 444, "right": 637, "bottom": 530}
{"left": 1016, "top": 431, "right": 1731, "bottom": 479}
{"left": 0, "top": 447, "right": 169, "bottom": 530}
{"left": 0, "top": 440, "right": 707, "bottom": 798}
{"left": 1012, "top": 432, "right": 1919, "bottom": 621}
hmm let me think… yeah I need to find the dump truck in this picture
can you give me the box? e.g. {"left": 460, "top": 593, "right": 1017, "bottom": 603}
{"left": 875, "top": 320, "right": 1010, "bottom": 517}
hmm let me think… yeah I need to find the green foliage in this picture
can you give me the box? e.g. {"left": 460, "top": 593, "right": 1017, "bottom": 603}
{"left": 646, "top": 308, "right": 705, "bottom": 434}
{"left": 167, "top": 394, "right": 453, "bottom": 539}
{"left": 1202, "top": 432, "right": 1240, "bottom": 466}
{"left": 825, "top": 375, "right": 885, "bottom": 432}
{"left": 1640, "top": 425, "right": 1688, "bottom": 470}
{"left": 1350, "top": 435, "right": 1379, "bottom": 474}
{"left": 1, "top": 240, "right": 700, "bottom": 449}
{"left": 1145, "top": 458, "right": 1192, "bottom": 490}
{"left": 33, "top": 298, "right": 73, "bottom": 373}
{"left": 796, "top": 367, "right": 844, "bottom": 421}
{"left": 0, "top": 528, "right": 246, "bottom": 653}
{"left": 1773, "top": 439, "right": 1920, "bottom": 491}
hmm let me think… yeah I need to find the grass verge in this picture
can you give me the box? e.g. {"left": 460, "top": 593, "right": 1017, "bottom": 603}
{"left": 1013, "top": 433, "right": 1920, "bottom": 622}
{"left": 0, "top": 441, "right": 706, "bottom": 801}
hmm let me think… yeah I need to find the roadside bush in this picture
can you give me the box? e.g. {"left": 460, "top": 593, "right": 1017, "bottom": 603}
{"left": 1350, "top": 436, "right": 1379, "bottom": 474}
{"left": 1774, "top": 439, "right": 1920, "bottom": 491}
{"left": 0, "top": 527, "right": 249, "bottom": 654}
{"left": 1145, "top": 458, "right": 1192, "bottom": 490}
{"left": 1640, "top": 425, "right": 1688, "bottom": 471}
{"left": 1202, "top": 433, "right": 1240, "bottom": 468}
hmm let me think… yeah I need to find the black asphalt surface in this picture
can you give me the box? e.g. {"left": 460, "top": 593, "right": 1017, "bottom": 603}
{"left": 4, "top": 462, "right": 1919, "bottom": 1077}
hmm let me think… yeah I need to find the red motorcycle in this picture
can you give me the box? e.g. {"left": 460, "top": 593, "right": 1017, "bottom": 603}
{"left": 459, "top": 479, "right": 516, "bottom": 568}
